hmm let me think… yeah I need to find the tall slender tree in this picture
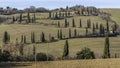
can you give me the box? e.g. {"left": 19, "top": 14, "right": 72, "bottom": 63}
{"left": 41, "top": 32, "right": 45, "bottom": 42}
{"left": 62, "top": 40, "right": 69, "bottom": 58}
{"left": 57, "top": 30, "right": 60, "bottom": 39}
{"left": 93, "top": 23, "right": 95, "bottom": 34}
{"left": 65, "top": 18, "right": 67, "bottom": 27}
{"left": 33, "top": 13, "right": 36, "bottom": 23}
{"left": 27, "top": 12, "right": 30, "bottom": 23}
{"left": 100, "top": 24, "right": 105, "bottom": 35}
{"left": 59, "top": 29, "right": 62, "bottom": 39}
{"left": 12, "top": 16, "right": 15, "bottom": 23}
{"left": 103, "top": 34, "right": 110, "bottom": 58}
{"left": 74, "top": 29, "right": 77, "bottom": 37}
{"left": 72, "top": 18, "right": 75, "bottom": 27}
{"left": 79, "top": 19, "right": 82, "bottom": 28}
{"left": 58, "top": 21, "right": 60, "bottom": 28}
{"left": 3, "top": 31, "right": 10, "bottom": 44}
{"left": 49, "top": 12, "right": 52, "bottom": 18}
{"left": 106, "top": 20, "right": 109, "bottom": 32}
{"left": 33, "top": 45, "right": 36, "bottom": 56}
{"left": 19, "top": 13, "right": 22, "bottom": 23}
{"left": 23, "top": 35, "right": 26, "bottom": 44}
{"left": 31, "top": 32, "right": 35, "bottom": 43}
{"left": 21, "top": 35, "right": 24, "bottom": 44}
{"left": 87, "top": 19, "right": 91, "bottom": 28}
{"left": 69, "top": 28, "right": 71, "bottom": 38}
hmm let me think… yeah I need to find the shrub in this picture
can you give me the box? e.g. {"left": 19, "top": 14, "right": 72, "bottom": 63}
{"left": 76, "top": 47, "right": 95, "bottom": 59}
{"left": 36, "top": 53, "right": 54, "bottom": 61}
{"left": 0, "top": 51, "right": 11, "bottom": 62}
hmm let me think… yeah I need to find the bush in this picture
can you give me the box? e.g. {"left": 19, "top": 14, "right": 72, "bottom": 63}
{"left": 0, "top": 51, "right": 11, "bottom": 62}
{"left": 76, "top": 47, "right": 95, "bottom": 59}
{"left": 36, "top": 53, "right": 54, "bottom": 61}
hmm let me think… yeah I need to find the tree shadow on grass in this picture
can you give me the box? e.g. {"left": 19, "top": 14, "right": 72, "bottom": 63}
{"left": 0, "top": 62, "right": 33, "bottom": 68}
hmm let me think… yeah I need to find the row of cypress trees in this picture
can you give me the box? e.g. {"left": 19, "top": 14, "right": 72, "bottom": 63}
{"left": 49, "top": 11, "right": 71, "bottom": 19}
{"left": 57, "top": 18, "right": 100, "bottom": 29}
{"left": 3, "top": 31, "right": 46, "bottom": 44}
{"left": 2, "top": 25, "right": 107, "bottom": 44}
{"left": 12, "top": 12, "right": 36, "bottom": 24}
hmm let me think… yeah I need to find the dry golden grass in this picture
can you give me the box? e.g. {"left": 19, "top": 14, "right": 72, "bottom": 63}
{"left": 3, "top": 58, "right": 120, "bottom": 68}
{"left": 24, "top": 37, "right": 120, "bottom": 58}
{"left": 0, "top": 12, "right": 119, "bottom": 58}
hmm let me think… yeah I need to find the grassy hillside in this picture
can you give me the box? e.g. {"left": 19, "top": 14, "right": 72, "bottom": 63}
{"left": 101, "top": 8, "right": 120, "bottom": 25}
{"left": 0, "top": 9, "right": 119, "bottom": 58}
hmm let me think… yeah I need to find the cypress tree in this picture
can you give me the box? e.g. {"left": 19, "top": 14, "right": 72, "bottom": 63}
{"left": 21, "top": 35, "right": 24, "bottom": 44}
{"left": 106, "top": 20, "right": 109, "bottom": 32}
{"left": 33, "top": 13, "right": 36, "bottom": 23}
{"left": 103, "top": 34, "right": 110, "bottom": 58}
{"left": 65, "top": 18, "right": 67, "bottom": 27}
{"left": 100, "top": 24, "right": 105, "bottom": 35}
{"left": 27, "top": 12, "right": 30, "bottom": 23}
{"left": 80, "top": 19, "right": 82, "bottom": 28}
{"left": 23, "top": 35, "right": 26, "bottom": 44}
{"left": 87, "top": 19, "right": 91, "bottom": 28}
{"left": 3, "top": 31, "right": 10, "bottom": 44}
{"left": 41, "top": 32, "right": 45, "bottom": 42}
{"left": 72, "top": 18, "right": 75, "bottom": 27}
{"left": 74, "top": 29, "right": 77, "bottom": 37}
{"left": 93, "top": 23, "right": 95, "bottom": 34}
{"left": 49, "top": 12, "right": 52, "bottom": 18}
{"left": 13, "top": 16, "right": 15, "bottom": 23}
{"left": 55, "top": 12, "right": 58, "bottom": 19}
{"left": 19, "top": 13, "right": 22, "bottom": 23}
{"left": 33, "top": 45, "right": 36, "bottom": 56}
{"left": 59, "top": 29, "right": 62, "bottom": 39}
{"left": 62, "top": 40, "right": 69, "bottom": 58}
{"left": 31, "top": 32, "right": 35, "bottom": 43}
{"left": 57, "top": 30, "right": 60, "bottom": 39}
{"left": 65, "top": 11, "right": 67, "bottom": 17}
{"left": 69, "top": 28, "right": 71, "bottom": 38}
{"left": 67, "top": 22, "right": 69, "bottom": 27}
{"left": 58, "top": 21, "right": 60, "bottom": 28}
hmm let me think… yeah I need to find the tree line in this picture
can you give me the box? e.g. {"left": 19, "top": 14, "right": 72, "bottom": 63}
{"left": 0, "top": 34, "right": 111, "bottom": 61}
